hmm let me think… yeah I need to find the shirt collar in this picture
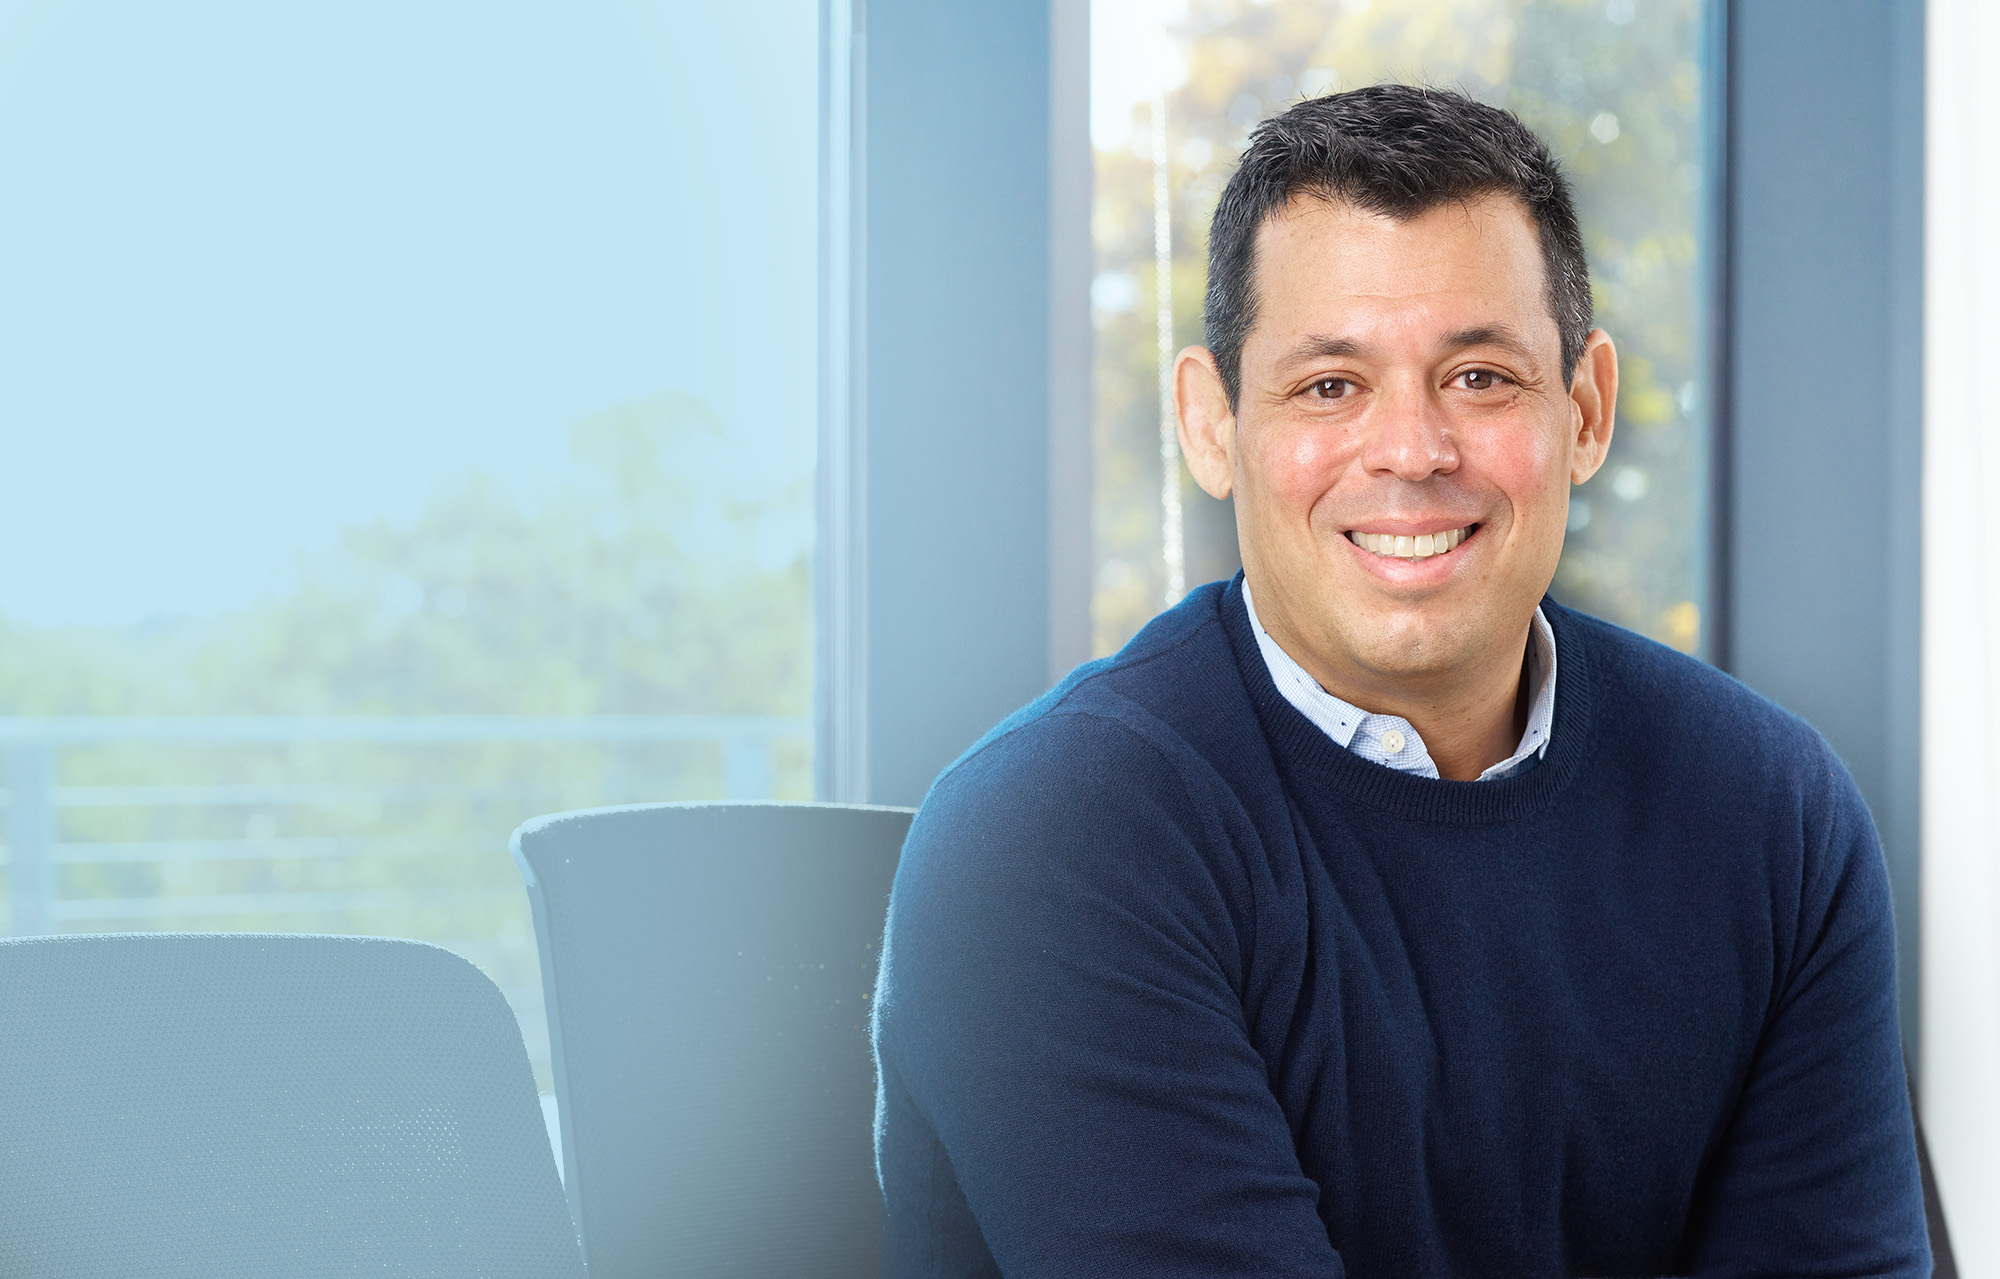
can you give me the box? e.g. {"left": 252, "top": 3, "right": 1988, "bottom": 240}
{"left": 1240, "top": 578, "right": 1558, "bottom": 782}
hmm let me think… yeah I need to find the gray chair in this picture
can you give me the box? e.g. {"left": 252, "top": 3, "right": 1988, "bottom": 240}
{"left": 0, "top": 932, "right": 583, "bottom": 1279}
{"left": 511, "top": 801, "right": 913, "bottom": 1278}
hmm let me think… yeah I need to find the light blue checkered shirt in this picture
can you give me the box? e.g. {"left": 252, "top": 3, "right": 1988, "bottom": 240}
{"left": 1241, "top": 579, "right": 1557, "bottom": 781}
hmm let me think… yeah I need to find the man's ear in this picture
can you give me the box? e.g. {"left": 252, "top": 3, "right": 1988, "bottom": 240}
{"left": 1176, "top": 346, "right": 1237, "bottom": 499}
{"left": 1568, "top": 328, "right": 1618, "bottom": 485}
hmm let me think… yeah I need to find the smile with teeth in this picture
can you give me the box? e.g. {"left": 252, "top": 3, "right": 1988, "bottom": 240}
{"left": 1347, "top": 525, "right": 1473, "bottom": 560}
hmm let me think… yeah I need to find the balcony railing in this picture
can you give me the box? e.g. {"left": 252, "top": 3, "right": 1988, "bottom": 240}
{"left": 0, "top": 715, "right": 806, "bottom": 935}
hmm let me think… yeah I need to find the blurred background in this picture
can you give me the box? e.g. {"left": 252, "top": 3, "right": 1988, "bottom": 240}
{"left": 4, "top": 0, "right": 1995, "bottom": 1267}
{"left": 0, "top": 0, "right": 818, "bottom": 1089}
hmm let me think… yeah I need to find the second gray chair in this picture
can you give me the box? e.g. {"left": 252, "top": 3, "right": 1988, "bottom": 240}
{"left": 512, "top": 800, "right": 912, "bottom": 1278}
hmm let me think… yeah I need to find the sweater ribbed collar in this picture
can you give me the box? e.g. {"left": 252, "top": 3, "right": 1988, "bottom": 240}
{"left": 1215, "top": 573, "right": 1593, "bottom": 826}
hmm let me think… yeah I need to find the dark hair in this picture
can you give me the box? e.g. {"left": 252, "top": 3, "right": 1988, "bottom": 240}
{"left": 1203, "top": 84, "right": 1592, "bottom": 407}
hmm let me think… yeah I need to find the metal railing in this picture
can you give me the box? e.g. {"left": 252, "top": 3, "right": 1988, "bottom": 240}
{"left": 0, "top": 715, "right": 808, "bottom": 937}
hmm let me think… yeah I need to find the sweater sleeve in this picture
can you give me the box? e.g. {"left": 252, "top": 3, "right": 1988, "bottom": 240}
{"left": 1678, "top": 746, "right": 1930, "bottom": 1277}
{"left": 873, "top": 709, "right": 1343, "bottom": 1278}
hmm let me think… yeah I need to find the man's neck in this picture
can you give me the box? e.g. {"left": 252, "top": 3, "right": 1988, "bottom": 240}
{"left": 1253, "top": 594, "right": 1534, "bottom": 783}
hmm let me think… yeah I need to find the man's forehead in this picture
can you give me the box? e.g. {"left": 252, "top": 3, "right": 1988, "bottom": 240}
{"left": 1246, "top": 191, "right": 1556, "bottom": 355}
{"left": 1274, "top": 323, "right": 1544, "bottom": 371}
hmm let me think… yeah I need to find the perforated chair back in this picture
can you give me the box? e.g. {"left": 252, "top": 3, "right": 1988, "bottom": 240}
{"left": 0, "top": 933, "right": 583, "bottom": 1279}
{"left": 512, "top": 801, "right": 913, "bottom": 1278}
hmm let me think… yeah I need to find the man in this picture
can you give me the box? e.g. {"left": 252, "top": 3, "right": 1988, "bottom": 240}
{"left": 873, "top": 86, "right": 1928, "bottom": 1276}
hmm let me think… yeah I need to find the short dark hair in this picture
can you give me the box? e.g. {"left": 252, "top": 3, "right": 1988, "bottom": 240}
{"left": 1203, "top": 84, "right": 1592, "bottom": 408}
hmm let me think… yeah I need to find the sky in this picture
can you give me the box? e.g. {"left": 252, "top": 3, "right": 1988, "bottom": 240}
{"left": 0, "top": 0, "right": 817, "bottom": 627}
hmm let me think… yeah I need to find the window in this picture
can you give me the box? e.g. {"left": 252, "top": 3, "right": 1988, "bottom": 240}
{"left": 0, "top": 0, "right": 818, "bottom": 1090}
{"left": 1090, "top": 0, "right": 1713, "bottom": 658}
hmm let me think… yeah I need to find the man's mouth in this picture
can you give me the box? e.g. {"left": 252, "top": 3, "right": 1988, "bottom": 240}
{"left": 1345, "top": 524, "right": 1475, "bottom": 561}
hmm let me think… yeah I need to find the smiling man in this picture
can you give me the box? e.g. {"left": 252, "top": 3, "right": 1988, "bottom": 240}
{"left": 873, "top": 87, "right": 1928, "bottom": 1277}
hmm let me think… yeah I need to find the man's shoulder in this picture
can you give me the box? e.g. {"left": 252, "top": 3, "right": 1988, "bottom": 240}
{"left": 907, "top": 581, "right": 1272, "bottom": 861}
{"left": 933, "top": 581, "right": 1252, "bottom": 795}
{"left": 892, "top": 584, "right": 1275, "bottom": 930}
{"left": 1552, "top": 599, "right": 1849, "bottom": 796}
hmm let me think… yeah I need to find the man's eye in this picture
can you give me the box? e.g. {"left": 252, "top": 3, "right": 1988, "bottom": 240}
{"left": 1309, "top": 378, "right": 1352, "bottom": 399}
{"left": 1457, "top": 368, "right": 1508, "bottom": 391}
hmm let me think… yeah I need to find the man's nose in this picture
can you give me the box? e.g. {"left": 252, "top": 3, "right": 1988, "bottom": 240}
{"left": 1359, "top": 380, "right": 1459, "bottom": 481}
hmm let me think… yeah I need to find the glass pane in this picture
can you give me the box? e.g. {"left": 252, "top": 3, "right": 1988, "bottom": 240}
{"left": 1090, "top": 0, "right": 1711, "bottom": 658}
{"left": 0, "top": 0, "right": 818, "bottom": 1091}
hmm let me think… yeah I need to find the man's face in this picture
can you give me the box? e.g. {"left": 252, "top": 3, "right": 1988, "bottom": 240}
{"left": 1181, "top": 192, "right": 1615, "bottom": 700}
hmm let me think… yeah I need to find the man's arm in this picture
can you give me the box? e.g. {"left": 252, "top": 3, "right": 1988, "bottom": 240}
{"left": 873, "top": 710, "right": 1342, "bottom": 1278}
{"left": 1678, "top": 748, "right": 1930, "bottom": 1277}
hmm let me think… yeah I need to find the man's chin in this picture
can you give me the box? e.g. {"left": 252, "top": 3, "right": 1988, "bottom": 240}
{"left": 1342, "top": 640, "right": 1475, "bottom": 688}
{"left": 1319, "top": 607, "right": 1490, "bottom": 687}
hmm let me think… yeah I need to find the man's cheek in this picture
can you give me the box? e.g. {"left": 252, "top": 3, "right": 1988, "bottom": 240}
{"left": 1257, "top": 427, "right": 1347, "bottom": 509}
{"left": 1476, "top": 437, "right": 1567, "bottom": 512}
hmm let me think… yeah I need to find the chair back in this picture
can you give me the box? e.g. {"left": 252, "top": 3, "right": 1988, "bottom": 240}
{"left": 0, "top": 932, "right": 583, "bottom": 1279}
{"left": 512, "top": 801, "right": 912, "bottom": 1278}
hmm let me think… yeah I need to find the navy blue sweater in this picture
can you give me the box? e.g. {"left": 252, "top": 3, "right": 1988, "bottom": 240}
{"left": 873, "top": 578, "right": 1928, "bottom": 1277}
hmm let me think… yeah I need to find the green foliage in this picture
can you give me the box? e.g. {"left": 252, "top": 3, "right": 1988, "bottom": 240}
{"left": 1, "top": 391, "right": 810, "bottom": 718}
{"left": 1093, "top": 0, "right": 1710, "bottom": 656}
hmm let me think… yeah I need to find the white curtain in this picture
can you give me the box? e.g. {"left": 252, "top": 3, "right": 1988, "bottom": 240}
{"left": 1925, "top": 0, "right": 2000, "bottom": 1267}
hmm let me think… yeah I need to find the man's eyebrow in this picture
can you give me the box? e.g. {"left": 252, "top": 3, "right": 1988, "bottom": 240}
{"left": 1442, "top": 324, "right": 1538, "bottom": 359}
{"left": 1277, "top": 334, "right": 1367, "bottom": 367}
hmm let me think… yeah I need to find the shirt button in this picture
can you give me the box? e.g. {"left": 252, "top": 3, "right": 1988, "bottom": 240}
{"left": 1382, "top": 729, "right": 1406, "bottom": 754}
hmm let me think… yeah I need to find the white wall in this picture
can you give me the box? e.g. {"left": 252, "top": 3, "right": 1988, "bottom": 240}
{"left": 1925, "top": 0, "right": 2000, "bottom": 1266}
